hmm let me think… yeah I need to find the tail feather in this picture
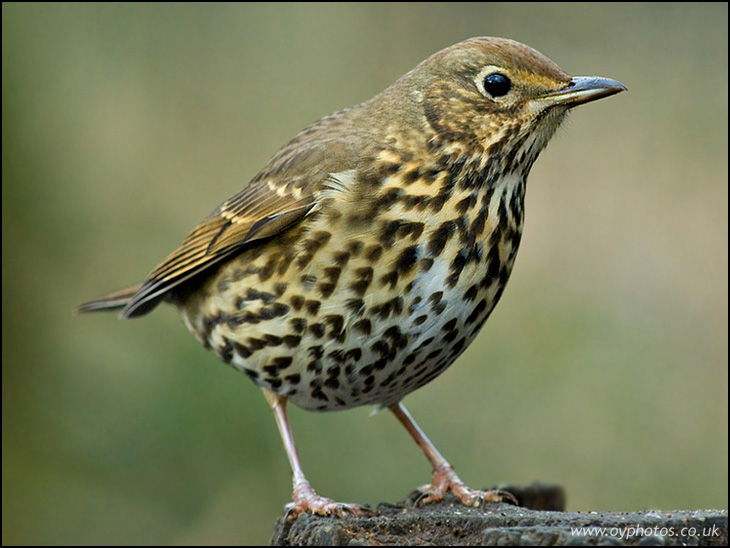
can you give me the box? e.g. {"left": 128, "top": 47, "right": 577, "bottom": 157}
{"left": 74, "top": 283, "right": 143, "bottom": 315}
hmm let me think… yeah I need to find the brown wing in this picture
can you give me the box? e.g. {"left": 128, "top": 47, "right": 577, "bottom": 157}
{"left": 119, "top": 135, "right": 360, "bottom": 318}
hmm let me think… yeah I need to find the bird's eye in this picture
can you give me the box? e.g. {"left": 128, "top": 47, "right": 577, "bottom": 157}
{"left": 482, "top": 72, "right": 511, "bottom": 98}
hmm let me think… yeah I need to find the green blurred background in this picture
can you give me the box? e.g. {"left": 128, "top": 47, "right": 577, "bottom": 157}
{"left": 3, "top": 3, "right": 727, "bottom": 545}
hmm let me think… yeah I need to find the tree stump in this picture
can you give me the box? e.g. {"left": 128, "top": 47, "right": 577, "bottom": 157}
{"left": 270, "top": 484, "right": 728, "bottom": 546}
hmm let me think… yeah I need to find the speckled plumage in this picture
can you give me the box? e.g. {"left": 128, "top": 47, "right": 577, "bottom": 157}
{"left": 182, "top": 169, "right": 527, "bottom": 412}
{"left": 77, "top": 37, "right": 625, "bottom": 516}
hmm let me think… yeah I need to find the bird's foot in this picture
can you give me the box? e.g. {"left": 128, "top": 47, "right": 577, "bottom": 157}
{"left": 415, "top": 466, "right": 518, "bottom": 507}
{"left": 285, "top": 479, "right": 374, "bottom": 519}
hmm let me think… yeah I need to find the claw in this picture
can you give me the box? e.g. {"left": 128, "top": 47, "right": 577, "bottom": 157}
{"left": 491, "top": 488, "right": 519, "bottom": 506}
{"left": 285, "top": 498, "right": 370, "bottom": 519}
{"left": 415, "top": 465, "right": 517, "bottom": 509}
{"left": 412, "top": 488, "right": 431, "bottom": 507}
{"left": 286, "top": 478, "right": 372, "bottom": 519}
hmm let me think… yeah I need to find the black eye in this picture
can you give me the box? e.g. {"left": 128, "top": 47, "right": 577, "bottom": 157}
{"left": 482, "top": 72, "right": 511, "bottom": 97}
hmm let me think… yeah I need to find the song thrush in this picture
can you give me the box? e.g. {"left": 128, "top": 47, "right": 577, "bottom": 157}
{"left": 76, "top": 37, "right": 626, "bottom": 517}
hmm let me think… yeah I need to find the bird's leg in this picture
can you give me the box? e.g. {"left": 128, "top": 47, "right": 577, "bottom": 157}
{"left": 263, "top": 390, "right": 372, "bottom": 518}
{"left": 389, "top": 402, "right": 517, "bottom": 507}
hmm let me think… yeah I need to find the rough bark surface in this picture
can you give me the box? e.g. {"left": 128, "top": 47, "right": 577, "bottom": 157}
{"left": 270, "top": 484, "right": 727, "bottom": 546}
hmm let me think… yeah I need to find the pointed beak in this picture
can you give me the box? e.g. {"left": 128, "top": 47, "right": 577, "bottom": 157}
{"left": 543, "top": 76, "right": 627, "bottom": 107}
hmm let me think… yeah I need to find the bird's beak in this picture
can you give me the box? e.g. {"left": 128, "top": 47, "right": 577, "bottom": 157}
{"left": 543, "top": 76, "right": 627, "bottom": 107}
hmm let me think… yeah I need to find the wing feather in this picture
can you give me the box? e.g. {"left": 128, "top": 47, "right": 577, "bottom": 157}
{"left": 119, "top": 135, "right": 360, "bottom": 318}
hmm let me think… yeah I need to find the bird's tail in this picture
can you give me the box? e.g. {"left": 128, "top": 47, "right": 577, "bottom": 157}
{"left": 73, "top": 283, "right": 143, "bottom": 314}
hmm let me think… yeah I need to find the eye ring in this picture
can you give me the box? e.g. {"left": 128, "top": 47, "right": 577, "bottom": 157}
{"left": 482, "top": 72, "right": 512, "bottom": 98}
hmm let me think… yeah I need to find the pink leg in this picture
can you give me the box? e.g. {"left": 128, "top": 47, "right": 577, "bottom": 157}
{"left": 263, "top": 390, "right": 372, "bottom": 518}
{"left": 390, "top": 402, "right": 516, "bottom": 507}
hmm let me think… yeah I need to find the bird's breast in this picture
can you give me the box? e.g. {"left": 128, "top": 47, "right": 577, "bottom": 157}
{"left": 180, "top": 165, "right": 526, "bottom": 411}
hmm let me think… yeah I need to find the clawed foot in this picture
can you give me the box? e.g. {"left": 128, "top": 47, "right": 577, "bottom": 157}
{"left": 415, "top": 466, "right": 518, "bottom": 507}
{"left": 285, "top": 479, "right": 374, "bottom": 519}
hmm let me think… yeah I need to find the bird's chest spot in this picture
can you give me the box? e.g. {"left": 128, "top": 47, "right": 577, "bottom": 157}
{"left": 188, "top": 172, "right": 526, "bottom": 411}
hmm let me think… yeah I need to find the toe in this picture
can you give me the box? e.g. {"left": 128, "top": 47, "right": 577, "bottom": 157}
{"left": 286, "top": 493, "right": 372, "bottom": 519}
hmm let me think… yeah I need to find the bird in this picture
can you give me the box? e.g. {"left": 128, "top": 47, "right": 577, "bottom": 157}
{"left": 75, "top": 37, "right": 626, "bottom": 518}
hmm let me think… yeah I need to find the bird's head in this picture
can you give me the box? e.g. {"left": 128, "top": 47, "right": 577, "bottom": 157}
{"left": 382, "top": 37, "right": 626, "bottom": 179}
